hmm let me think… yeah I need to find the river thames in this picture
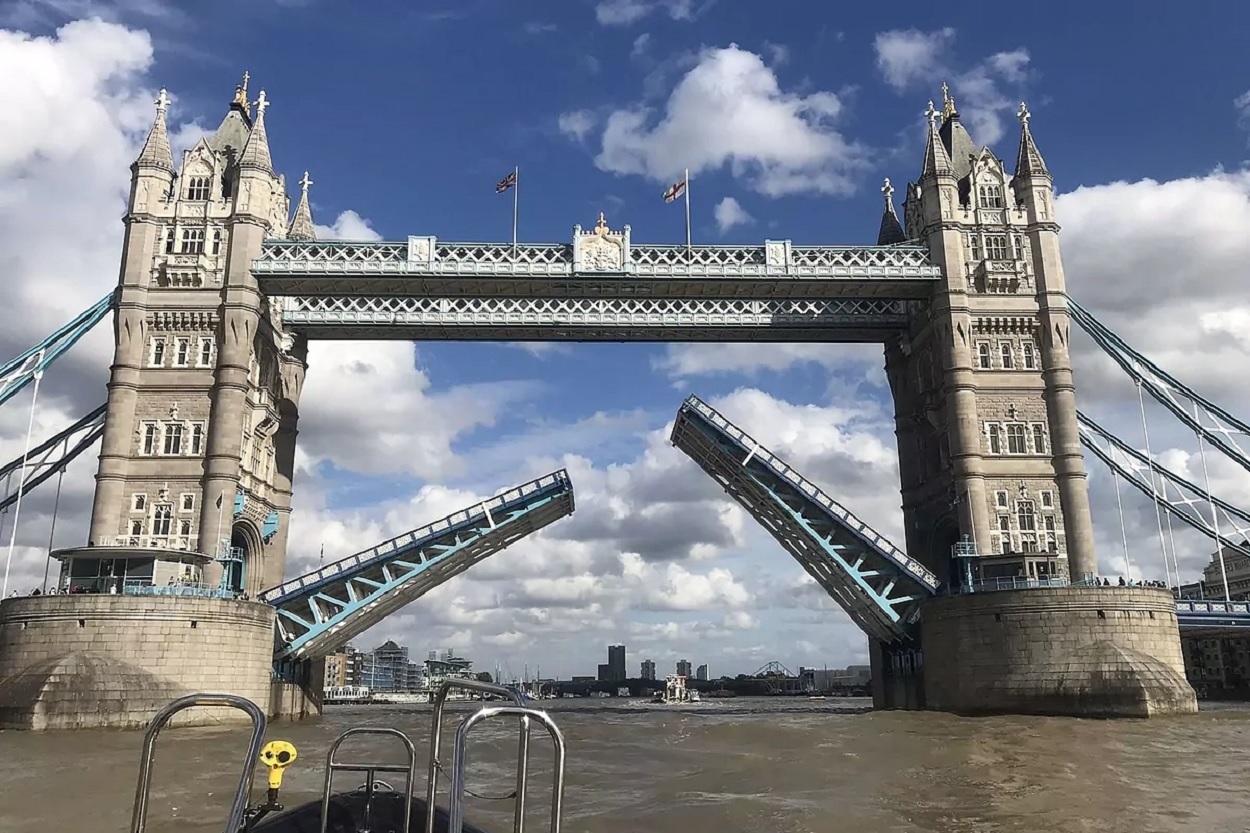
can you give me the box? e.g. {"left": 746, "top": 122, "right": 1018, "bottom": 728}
{"left": 1, "top": 697, "right": 1248, "bottom": 832}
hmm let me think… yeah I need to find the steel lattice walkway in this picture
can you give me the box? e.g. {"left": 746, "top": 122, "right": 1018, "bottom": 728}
{"left": 262, "top": 470, "right": 574, "bottom": 661}
{"left": 670, "top": 396, "right": 939, "bottom": 643}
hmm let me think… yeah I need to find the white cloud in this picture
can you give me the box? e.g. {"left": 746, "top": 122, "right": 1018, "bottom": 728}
{"left": 556, "top": 109, "right": 596, "bottom": 144}
{"left": 594, "top": 0, "right": 702, "bottom": 26}
{"left": 872, "top": 26, "right": 1030, "bottom": 146}
{"left": 1235, "top": 90, "right": 1250, "bottom": 137}
{"left": 630, "top": 32, "right": 650, "bottom": 58}
{"left": 570, "top": 44, "right": 870, "bottom": 197}
{"left": 712, "top": 195, "right": 752, "bottom": 233}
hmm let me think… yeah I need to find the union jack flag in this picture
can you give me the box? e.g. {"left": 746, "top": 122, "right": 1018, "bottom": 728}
{"left": 662, "top": 176, "right": 687, "bottom": 203}
{"left": 496, "top": 170, "right": 517, "bottom": 193}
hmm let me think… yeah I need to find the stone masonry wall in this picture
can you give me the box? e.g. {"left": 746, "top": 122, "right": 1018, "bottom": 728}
{"left": 920, "top": 586, "right": 1197, "bottom": 717}
{"left": 0, "top": 595, "right": 275, "bottom": 729}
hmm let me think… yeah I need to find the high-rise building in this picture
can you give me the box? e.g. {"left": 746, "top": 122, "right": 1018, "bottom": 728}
{"left": 640, "top": 659, "right": 656, "bottom": 680}
{"left": 676, "top": 659, "right": 692, "bottom": 677}
{"left": 608, "top": 644, "right": 626, "bottom": 681}
{"left": 695, "top": 664, "right": 708, "bottom": 681}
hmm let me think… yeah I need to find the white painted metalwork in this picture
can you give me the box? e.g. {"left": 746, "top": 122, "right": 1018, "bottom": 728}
{"left": 251, "top": 238, "right": 940, "bottom": 279}
{"left": 279, "top": 296, "right": 914, "bottom": 340}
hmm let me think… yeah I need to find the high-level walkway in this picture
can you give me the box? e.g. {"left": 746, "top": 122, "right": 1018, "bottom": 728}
{"left": 251, "top": 230, "right": 940, "bottom": 341}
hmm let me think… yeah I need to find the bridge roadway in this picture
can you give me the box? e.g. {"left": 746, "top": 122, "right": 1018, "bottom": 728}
{"left": 262, "top": 470, "right": 574, "bottom": 661}
{"left": 251, "top": 233, "right": 940, "bottom": 342}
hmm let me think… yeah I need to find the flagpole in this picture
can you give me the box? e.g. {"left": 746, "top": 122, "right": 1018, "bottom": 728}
{"left": 683, "top": 168, "right": 692, "bottom": 257}
{"left": 512, "top": 166, "right": 519, "bottom": 255}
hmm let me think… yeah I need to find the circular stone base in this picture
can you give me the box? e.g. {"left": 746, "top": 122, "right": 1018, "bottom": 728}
{"left": 919, "top": 586, "right": 1197, "bottom": 718}
{"left": 0, "top": 594, "right": 276, "bottom": 730}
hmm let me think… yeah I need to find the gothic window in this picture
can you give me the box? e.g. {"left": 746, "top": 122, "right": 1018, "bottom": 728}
{"left": 164, "top": 227, "right": 176, "bottom": 254}
{"left": 999, "top": 341, "right": 1015, "bottom": 369}
{"left": 1040, "top": 490, "right": 1055, "bottom": 509}
{"left": 149, "top": 337, "right": 166, "bottom": 367}
{"left": 1012, "top": 234, "right": 1025, "bottom": 259}
{"left": 180, "top": 228, "right": 205, "bottom": 254}
{"left": 186, "top": 177, "right": 211, "bottom": 201}
{"left": 978, "top": 184, "right": 1004, "bottom": 209}
{"left": 211, "top": 228, "right": 222, "bottom": 256}
{"left": 180, "top": 493, "right": 195, "bottom": 513}
{"left": 132, "top": 493, "right": 147, "bottom": 512}
{"left": 142, "top": 423, "right": 159, "bottom": 455}
{"left": 1031, "top": 424, "right": 1048, "bottom": 455}
{"left": 1021, "top": 340, "right": 1037, "bottom": 370}
{"left": 129, "top": 519, "right": 144, "bottom": 537}
{"left": 1016, "top": 500, "right": 1038, "bottom": 552}
{"left": 970, "top": 236, "right": 981, "bottom": 262}
{"left": 174, "top": 338, "right": 190, "bottom": 367}
{"left": 190, "top": 423, "right": 206, "bottom": 455}
{"left": 197, "top": 337, "right": 214, "bottom": 368}
{"left": 1006, "top": 423, "right": 1027, "bottom": 454}
{"left": 178, "top": 519, "right": 193, "bottom": 537}
{"left": 1043, "top": 515, "right": 1059, "bottom": 553}
{"left": 163, "top": 423, "right": 183, "bottom": 456}
{"left": 987, "top": 424, "right": 1003, "bottom": 454}
{"left": 985, "top": 235, "right": 1009, "bottom": 260}
{"left": 152, "top": 504, "right": 173, "bottom": 537}
{"left": 976, "top": 341, "right": 992, "bottom": 369}
{"left": 994, "top": 490, "right": 1009, "bottom": 510}
{"left": 997, "top": 515, "right": 1011, "bottom": 554}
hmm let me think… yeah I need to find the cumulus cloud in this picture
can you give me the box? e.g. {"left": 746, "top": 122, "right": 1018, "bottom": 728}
{"left": 873, "top": 26, "right": 1030, "bottom": 146}
{"left": 712, "top": 196, "right": 752, "bottom": 233}
{"left": 565, "top": 44, "right": 871, "bottom": 197}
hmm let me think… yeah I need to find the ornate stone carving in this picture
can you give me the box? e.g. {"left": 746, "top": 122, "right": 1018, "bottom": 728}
{"left": 407, "top": 236, "right": 435, "bottom": 264}
{"left": 764, "top": 240, "right": 788, "bottom": 268}
{"left": 574, "top": 213, "right": 626, "bottom": 272}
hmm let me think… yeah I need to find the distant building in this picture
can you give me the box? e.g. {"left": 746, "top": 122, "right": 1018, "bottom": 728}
{"left": 640, "top": 659, "right": 656, "bottom": 680}
{"left": 324, "top": 651, "right": 349, "bottom": 687}
{"left": 597, "top": 663, "right": 611, "bottom": 681}
{"left": 608, "top": 644, "right": 626, "bottom": 681}
{"left": 695, "top": 664, "right": 708, "bottom": 681}
{"left": 424, "top": 648, "right": 474, "bottom": 688}
{"left": 676, "top": 659, "right": 692, "bottom": 677}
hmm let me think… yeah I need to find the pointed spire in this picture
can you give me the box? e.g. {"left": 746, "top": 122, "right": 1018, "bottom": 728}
{"left": 238, "top": 89, "right": 274, "bottom": 173}
{"left": 1013, "top": 101, "right": 1050, "bottom": 180}
{"left": 288, "top": 171, "right": 316, "bottom": 240}
{"left": 920, "top": 100, "right": 953, "bottom": 179}
{"left": 133, "top": 87, "right": 175, "bottom": 173}
{"left": 877, "top": 178, "right": 905, "bottom": 245}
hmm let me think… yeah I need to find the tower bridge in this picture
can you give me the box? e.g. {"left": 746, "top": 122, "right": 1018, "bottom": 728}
{"left": 0, "top": 76, "right": 1244, "bottom": 727}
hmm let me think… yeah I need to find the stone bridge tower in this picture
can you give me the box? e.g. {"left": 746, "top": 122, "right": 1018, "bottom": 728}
{"left": 87, "top": 77, "right": 313, "bottom": 595}
{"left": 880, "top": 91, "right": 1097, "bottom": 586}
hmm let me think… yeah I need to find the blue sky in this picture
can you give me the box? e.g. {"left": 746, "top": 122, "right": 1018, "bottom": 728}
{"left": 3, "top": 0, "right": 1250, "bottom": 679}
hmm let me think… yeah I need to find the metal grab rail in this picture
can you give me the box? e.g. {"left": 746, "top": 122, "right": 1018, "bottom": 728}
{"left": 426, "top": 679, "right": 530, "bottom": 833}
{"left": 448, "top": 707, "right": 566, "bottom": 833}
{"left": 129, "top": 693, "right": 267, "bottom": 833}
{"left": 319, "top": 727, "right": 419, "bottom": 833}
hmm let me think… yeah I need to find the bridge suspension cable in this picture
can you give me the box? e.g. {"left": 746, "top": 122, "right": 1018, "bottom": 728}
{"left": 0, "top": 291, "right": 115, "bottom": 408}
{"left": 1077, "top": 409, "right": 1249, "bottom": 599}
{"left": 1069, "top": 300, "right": 1250, "bottom": 476}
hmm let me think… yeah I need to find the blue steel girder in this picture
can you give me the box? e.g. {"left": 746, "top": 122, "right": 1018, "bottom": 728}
{"left": 1176, "top": 600, "right": 1250, "bottom": 633}
{"left": 1, "top": 292, "right": 115, "bottom": 407}
{"left": 670, "top": 396, "right": 940, "bottom": 643}
{"left": 261, "top": 470, "right": 574, "bottom": 661}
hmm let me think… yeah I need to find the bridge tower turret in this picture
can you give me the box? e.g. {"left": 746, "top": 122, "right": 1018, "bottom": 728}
{"left": 886, "top": 87, "right": 1097, "bottom": 584}
{"left": 85, "top": 75, "right": 309, "bottom": 597}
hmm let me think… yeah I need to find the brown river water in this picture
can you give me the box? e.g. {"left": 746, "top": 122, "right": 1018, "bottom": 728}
{"left": 2, "top": 697, "right": 1250, "bottom": 833}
